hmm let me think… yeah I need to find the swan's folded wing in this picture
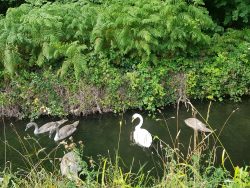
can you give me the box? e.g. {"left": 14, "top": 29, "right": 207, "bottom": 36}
{"left": 39, "top": 122, "right": 56, "bottom": 133}
{"left": 58, "top": 124, "right": 77, "bottom": 139}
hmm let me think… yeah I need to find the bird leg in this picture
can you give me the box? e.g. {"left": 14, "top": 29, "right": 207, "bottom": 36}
{"left": 193, "top": 130, "right": 198, "bottom": 151}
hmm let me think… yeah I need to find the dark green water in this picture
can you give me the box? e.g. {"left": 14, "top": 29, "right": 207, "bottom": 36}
{"left": 0, "top": 99, "right": 250, "bottom": 174}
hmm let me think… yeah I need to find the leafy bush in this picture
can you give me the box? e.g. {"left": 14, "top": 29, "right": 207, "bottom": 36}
{"left": 0, "top": 0, "right": 25, "bottom": 14}
{"left": 0, "top": 0, "right": 215, "bottom": 78}
{"left": 92, "top": 0, "right": 215, "bottom": 65}
{"left": 205, "top": 0, "right": 250, "bottom": 28}
{"left": 0, "top": 0, "right": 98, "bottom": 77}
{"left": 12, "top": 70, "right": 66, "bottom": 119}
{"left": 186, "top": 29, "right": 250, "bottom": 101}
{"left": 0, "top": 0, "right": 250, "bottom": 118}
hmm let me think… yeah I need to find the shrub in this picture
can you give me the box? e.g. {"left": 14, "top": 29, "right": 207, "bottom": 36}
{"left": 205, "top": 0, "right": 250, "bottom": 28}
{"left": 186, "top": 29, "right": 250, "bottom": 101}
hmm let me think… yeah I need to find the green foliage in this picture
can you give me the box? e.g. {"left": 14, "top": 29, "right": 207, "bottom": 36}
{"left": 233, "top": 166, "right": 250, "bottom": 187}
{"left": 0, "top": 0, "right": 98, "bottom": 77}
{"left": 0, "top": 0, "right": 215, "bottom": 77}
{"left": 205, "top": 0, "right": 250, "bottom": 28}
{"left": 0, "top": 0, "right": 25, "bottom": 14}
{"left": 0, "top": 0, "right": 250, "bottom": 117}
{"left": 92, "top": 0, "right": 215, "bottom": 64}
{"left": 4, "top": 69, "right": 66, "bottom": 119}
{"left": 1, "top": 29, "right": 250, "bottom": 117}
{"left": 124, "top": 62, "right": 174, "bottom": 111}
{"left": 186, "top": 29, "right": 250, "bottom": 101}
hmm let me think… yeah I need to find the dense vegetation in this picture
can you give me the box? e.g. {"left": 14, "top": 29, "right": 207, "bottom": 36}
{"left": 0, "top": 0, "right": 250, "bottom": 119}
{"left": 0, "top": 1, "right": 249, "bottom": 187}
{"left": 205, "top": 0, "right": 250, "bottom": 28}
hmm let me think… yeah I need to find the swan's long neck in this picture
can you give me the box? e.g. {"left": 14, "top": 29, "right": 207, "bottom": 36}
{"left": 33, "top": 123, "right": 39, "bottom": 134}
{"left": 54, "top": 126, "right": 60, "bottom": 141}
{"left": 135, "top": 115, "right": 143, "bottom": 130}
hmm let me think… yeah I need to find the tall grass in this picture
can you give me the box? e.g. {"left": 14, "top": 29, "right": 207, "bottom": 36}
{"left": 0, "top": 102, "right": 249, "bottom": 187}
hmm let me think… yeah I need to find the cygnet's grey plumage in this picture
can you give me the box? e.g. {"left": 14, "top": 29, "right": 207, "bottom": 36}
{"left": 184, "top": 118, "right": 212, "bottom": 133}
{"left": 60, "top": 151, "right": 82, "bottom": 181}
{"left": 25, "top": 119, "right": 68, "bottom": 135}
{"left": 50, "top": 120, "right": 79, "bottom": 141}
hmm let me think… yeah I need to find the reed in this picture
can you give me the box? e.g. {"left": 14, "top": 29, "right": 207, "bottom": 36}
{"left": 0, "top": 102, "right": 249, "bottom": 187}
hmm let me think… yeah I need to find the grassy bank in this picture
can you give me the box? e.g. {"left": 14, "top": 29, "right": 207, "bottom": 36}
{"left": 0, "top": 134, "right": 249, "bottom": 188}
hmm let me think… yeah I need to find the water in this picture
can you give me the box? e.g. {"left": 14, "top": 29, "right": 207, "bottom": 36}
{"left": 0, "top": 99, "right": 250, "bottom": 174}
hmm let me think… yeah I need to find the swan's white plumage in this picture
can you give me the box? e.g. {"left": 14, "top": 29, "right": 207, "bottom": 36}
{"left": 132, "top": 113, "right": 152, "bottom": 148}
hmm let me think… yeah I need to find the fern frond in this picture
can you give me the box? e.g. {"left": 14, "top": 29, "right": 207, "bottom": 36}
{"left": 36, "top": 52, "right": 45, "bottom": 66}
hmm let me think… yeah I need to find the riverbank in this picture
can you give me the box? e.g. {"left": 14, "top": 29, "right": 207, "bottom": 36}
{"left": 0, "top": 1, "right": 250, "bottom": 119}
{"left": 1, "top": 43, "right": 250, "bottom": 120}
{"left": 0, "top": 136, "right": 249, "bottom": 188}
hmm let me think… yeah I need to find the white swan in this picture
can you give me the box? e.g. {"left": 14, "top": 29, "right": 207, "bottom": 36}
{"left": 132, "top": 113, "right": 152, "bottom": 148}
{"left": 25, "top": 119, "right": 68, "bottom": 135}
{"left": 60, "top": 151, "right": 82, "bottom": 181}
{"left": 50, "top": 120, "right": 79, "bottom": 142}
